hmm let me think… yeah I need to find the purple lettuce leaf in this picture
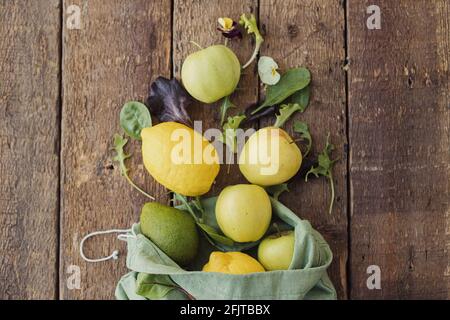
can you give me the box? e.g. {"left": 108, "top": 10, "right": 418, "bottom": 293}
{"left": 146, "top": 77, "right": 193, "bottom": 126}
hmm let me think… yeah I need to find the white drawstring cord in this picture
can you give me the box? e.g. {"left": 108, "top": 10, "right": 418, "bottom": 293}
{"left": 79, "top": 228, "right": 136, "bottom": 263}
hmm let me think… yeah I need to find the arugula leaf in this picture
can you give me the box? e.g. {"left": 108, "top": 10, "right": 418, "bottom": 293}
{"left": 239, "top": 14, "right": 264, "bottom": 69}
{"left": 305, "top": 134, "right": 337, "bottom": 214}
{"left": 273, "top": 85, "right": 311, "bottom": 128}
{"left": 273, "top": 104, "right": 302, "bottom": 128}
{"left": 113, "top": 134, "right": 130, "bottom": 173}
{"left": 253, "top": 67, "right": 311, "bottom": 114}
{"left": 219, "top": 96, "right": 236, "bottom": 126}
{"left": 293, "top": 121, "right": 312, "bottom": 157}
{"left": 220, "top": 115, "right": 246, "bottom": 153}
{"left": 266, "top": 183, "right": 290, "bottom": 201}
{"left": 135, "top": 273, "right": 177, "bottom": 300}
{"left": 113, "top": 134, "right": 155, "bottom": 200}
{"left": 289, "top": 85, "right": 310, "bottom": 112}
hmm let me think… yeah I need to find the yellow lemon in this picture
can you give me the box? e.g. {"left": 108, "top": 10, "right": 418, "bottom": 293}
{"left": 216, "top": 184, "right": 272, "bottom": 242}
{"left": 203, "top": 252, "right": 265, "bottom": 274}
{"left": 141, "top": 122, "right": 220, "bottom": 196}
{"left": 239, "top": 127, "right": 302, "bottom": 186}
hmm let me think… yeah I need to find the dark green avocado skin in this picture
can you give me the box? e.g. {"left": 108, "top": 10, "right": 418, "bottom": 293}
{"left": 140, "top": 202, "right": 199, "bottom": 266}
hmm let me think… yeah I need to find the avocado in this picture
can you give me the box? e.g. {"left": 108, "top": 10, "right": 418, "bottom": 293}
{"left": 140, "top": 202, "right": 199, "bottom": 266}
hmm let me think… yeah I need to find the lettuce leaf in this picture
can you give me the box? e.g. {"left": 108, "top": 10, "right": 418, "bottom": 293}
{"left": 147, "top": 77, "right": 192, "bottom": 126}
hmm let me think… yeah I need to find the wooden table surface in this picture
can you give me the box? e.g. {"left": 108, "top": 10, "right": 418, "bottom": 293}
{"left": 0, "top": 0, "right": 449, "bottom": 300}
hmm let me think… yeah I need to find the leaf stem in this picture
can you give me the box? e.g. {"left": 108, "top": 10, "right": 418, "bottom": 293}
{"left": 124, "top": 174, "right": 155, "bottom": 200}
{"left": 193, "top": 196, "right": 205, "bottom": 221}
{"left": 113, "top": 134, "right": 155, "bottom": 201}
{"left": 273, "top": 118, "right": 282, "bottom": 128}
{"left": 174, "top": 193, "right": 200, "bottom": 223}
{"left": 239, "top": 14, "right": 264, "bottom": 69}
{"left": 328, "top": 170, "right": 335, "bottom": 215}
{"left": 190, "top": 41, "right": 204, "bottom": 50}
{"left": 170, "top": 284, "right": 196, "bottom": 300}
{"left": 242, "top": 41, "right": 262, "bottom": 69}
{"left": 178, "top": 287, "right": 196, "bottom": 300}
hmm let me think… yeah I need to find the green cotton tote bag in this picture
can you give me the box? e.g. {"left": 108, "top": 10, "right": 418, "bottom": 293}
{"left": 115, "top": 197, "right": 336, "bottom": 300}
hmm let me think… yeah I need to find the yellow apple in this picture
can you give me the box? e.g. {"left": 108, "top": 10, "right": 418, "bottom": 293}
{"left": 239, "top": 127, "right": 302, "bottom": 186}
{"left": 258, "top": 231, "right": 295, "bottom": 271}
{"left": 181, "top": 45, "right": 241, "bottom": 104}
{"left": 215, "top": 184, "right": 272, "bottom": 242}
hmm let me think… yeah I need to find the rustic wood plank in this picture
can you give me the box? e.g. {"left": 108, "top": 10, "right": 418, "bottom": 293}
{"left": 348, "top": 0, "right": 450, "bottom": 299}
{"left": 0, "top": 0, "right": 61, "bottom": 299}
{"left": 61, "top": 0, "right": 172, "bottom": 299}
{"left": 173, "top": 0, "right": 259, "bottom": 193}
{"left": 259, "top": 0, "right": 349, "bottom": 298}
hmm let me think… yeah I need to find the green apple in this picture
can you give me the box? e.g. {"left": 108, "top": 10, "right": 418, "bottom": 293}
{"left": 239, "top": 127, "right": 302, "bottom": 186}
{"left": 257, "top": 231, "right": 295, "bottom": 271}
{"left": 181, "top": 45, "right": 241, "bottom": 104}
{"left": 215, "top": 184, "right": 272, "bottom": 242}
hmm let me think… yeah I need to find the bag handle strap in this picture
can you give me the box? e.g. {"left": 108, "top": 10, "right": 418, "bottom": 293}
{"left": 79, "top": 228, "right": 136, "bottom": 263}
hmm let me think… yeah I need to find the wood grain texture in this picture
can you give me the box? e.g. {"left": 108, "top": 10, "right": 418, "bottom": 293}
{"left": 348, "top": 0, "right": 450, "bottom": 299}
{"left": 173, "top": 0, "right": 259, "bottom": 193}
{"left": 60, "top": 0, "right": 171, "bottom": 299}
{"left": 0, "top": 0, "right": 447, "bottom": 300}
{"left": 260, "top": 0, "right": 349, "bottom": 298}
{"left": 0, "top": 0, "right": 61, "bottom": 299}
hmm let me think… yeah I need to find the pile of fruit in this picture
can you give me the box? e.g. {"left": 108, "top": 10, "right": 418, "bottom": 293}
{"left": 112, "top": 14, "right": 337, "bottom": 297}
{"left": 139, "top": 184, "right": 295, "bottom": 274}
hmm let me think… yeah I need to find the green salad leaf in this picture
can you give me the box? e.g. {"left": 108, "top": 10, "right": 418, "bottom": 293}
{"left": 113, "top": 134, "right": 155, "bottom": 200}
{"left": 273, "top": 104, "right": 303, "bottom": 128}
{"left": 266, "top": 183, "right": 290, "bottom": 201}
{"left": 136, "top": 273, "right": 194, "bottom": 300}
{"left": 192, "top": 196, "right": 206, "bottom": 220}
{"left": 136, "top": 273, "right": 176, "bottom": 299}
{"left": 305, "top": 133, "right": 337, "bottom": 214}
{"left": 293, "top": 121, "right": 312, "bottom": 157}
{"left": 173, "top": 193, "right": 199, "bottom": 220}
{"left": 174, "top": 195, "right": 293, "bottom": 252}
{"left": 253, "top": 68, "right": 311, "bottom": 114}
{"left": 120, "top": 101, "right": 152, "bottom": 140}
{"left": 240, "top": 14, "right": 264, "bottom": 69}
{"left": 173, "top": 193, "right": 236, "bottom": 247}
{"left": 289, "top": 85, "right": 310, "bottom": 112}
{"left": 197, "top": 223, "right": 234, "bottom": 246}
{"left": 219, "top": 96, "right": 236, "bottom": 126}
{"left": 220, "top": 115, "right": 246, "bottom": 153}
